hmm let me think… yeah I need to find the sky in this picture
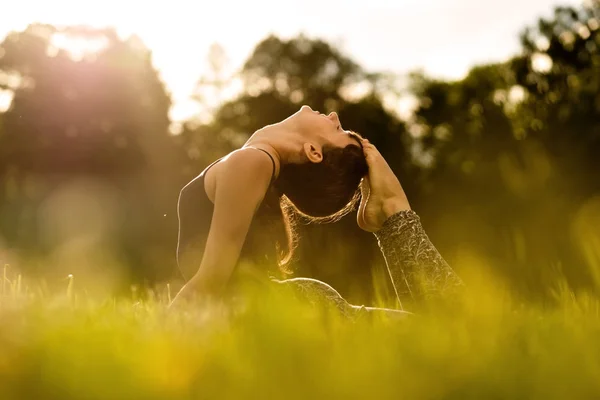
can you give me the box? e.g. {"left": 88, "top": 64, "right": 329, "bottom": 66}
{"left": 0, "top": 0, "right": 583, "bottom": 121}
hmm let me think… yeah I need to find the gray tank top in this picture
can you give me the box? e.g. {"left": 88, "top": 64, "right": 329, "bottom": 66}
{"left": 176, "top": 147, "right": 278, "bottom": 283}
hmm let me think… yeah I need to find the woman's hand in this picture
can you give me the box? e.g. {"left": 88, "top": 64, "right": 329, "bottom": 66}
{"left": 357, "top": 140, "right": 410, "bottom": 232}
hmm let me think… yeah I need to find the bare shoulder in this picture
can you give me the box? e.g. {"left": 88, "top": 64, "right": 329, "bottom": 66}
{"left": 222, "top": 148, "right": 273, "bottom": 178}
{"left": 207, "top": 148, "right": 273, "bottom": 194}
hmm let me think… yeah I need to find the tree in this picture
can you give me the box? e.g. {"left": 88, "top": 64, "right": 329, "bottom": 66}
{"left": 407, "top": 2, "right": 600, "bottom": 297}
{"left": 515, "top": 2, "right": 600, "bottom": 197}
{"left": 0, "top": 24, "right": 180, "bottom": 287}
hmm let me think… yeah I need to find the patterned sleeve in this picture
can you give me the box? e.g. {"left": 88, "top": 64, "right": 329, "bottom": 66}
{"left": 374, "top": 210, "right": 464, "bottom": 308}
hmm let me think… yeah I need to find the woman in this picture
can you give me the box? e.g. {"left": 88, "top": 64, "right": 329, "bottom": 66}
{"left": 173, "top": 105, "right": 462, "bottom": 317}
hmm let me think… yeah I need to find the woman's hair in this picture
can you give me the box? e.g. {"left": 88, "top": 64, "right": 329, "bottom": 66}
{"left": 268, "top": 131, "right": 368, "bottom": 272}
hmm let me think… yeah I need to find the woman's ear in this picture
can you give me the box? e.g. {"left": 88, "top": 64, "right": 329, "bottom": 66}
{"left": 303, "top": 142, "right": 323, "bottom": 164}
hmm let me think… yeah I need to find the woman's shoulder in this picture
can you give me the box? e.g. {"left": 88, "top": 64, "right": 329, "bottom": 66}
{"left": 214, "top": 147, "right": 275, "bottom": 181}
{"left": 199, "top": 148, "right": 275, "bottom": 203}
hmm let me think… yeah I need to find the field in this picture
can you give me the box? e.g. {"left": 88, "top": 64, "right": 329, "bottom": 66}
{"left": 1, "top": 265, "right": 600, "bottom": 400}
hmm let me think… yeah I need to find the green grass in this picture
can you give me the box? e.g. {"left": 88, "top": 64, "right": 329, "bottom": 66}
{"left": 1, "top": 264, "right": 600, "bottom": 400}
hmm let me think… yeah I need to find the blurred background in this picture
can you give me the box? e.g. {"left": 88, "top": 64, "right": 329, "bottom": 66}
{"left": 1, "top": 0, "right": 599, "bottom": 304}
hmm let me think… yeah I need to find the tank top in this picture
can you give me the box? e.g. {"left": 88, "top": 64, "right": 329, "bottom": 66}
{"left": 176, "top": 147, "right": 278, "bottom": 286}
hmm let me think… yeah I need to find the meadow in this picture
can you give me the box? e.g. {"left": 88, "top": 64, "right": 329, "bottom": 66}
{"left": 2, "top": 264, "right": 600, "bottom": 400}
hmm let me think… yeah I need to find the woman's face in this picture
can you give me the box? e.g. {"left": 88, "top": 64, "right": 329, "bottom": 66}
{"left": 293, "top": 105, "right": 361, "bottom": 149}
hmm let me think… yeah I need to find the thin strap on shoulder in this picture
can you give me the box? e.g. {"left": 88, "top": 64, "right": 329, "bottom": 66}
{"left": 200, "top": 156, "right": 224, "bottom": 177}
{"left": 246, "top": 146, "right": 277, "bottom": 183}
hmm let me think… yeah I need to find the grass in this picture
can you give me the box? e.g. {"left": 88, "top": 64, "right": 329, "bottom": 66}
{"left": 1, "top": 264, "right": 600, "bottom": 400}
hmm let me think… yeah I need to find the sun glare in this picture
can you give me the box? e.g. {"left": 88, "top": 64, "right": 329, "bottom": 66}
{"left": 49, "top": 33, "right": 109, "bottom": 60}
{"left": 531, "top": 52, "right": 553, "bottom": 74}
{"left": 0, "top": 90, "right": 14, "bottom": 112}
{"left": 2, "top": 0, "right": 225, "bottom": 122}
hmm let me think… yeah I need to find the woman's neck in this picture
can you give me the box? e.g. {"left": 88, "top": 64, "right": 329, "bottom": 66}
{"left": 244, "top": 120, "right": 307, "bottom": 167}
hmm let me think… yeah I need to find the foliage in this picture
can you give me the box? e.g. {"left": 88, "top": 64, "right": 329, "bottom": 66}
{"left": 0, "top": 24, "right": 182, "bottom": 286}
{"left": 408, "top": 1, "right": 600, "bottom": 298}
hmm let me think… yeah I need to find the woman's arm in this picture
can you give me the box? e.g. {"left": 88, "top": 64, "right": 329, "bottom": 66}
{"left": 171, "top": 150, "right": 274, "bottom": 306}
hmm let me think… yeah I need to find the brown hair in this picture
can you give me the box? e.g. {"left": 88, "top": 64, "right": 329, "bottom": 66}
{"left": 271, "top": 132, "right": 368, "bottom": 271}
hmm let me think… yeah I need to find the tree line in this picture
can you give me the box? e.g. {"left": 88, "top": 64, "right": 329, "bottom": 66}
{"left": 1, "top": 2, "right": 599, "bottom": 303}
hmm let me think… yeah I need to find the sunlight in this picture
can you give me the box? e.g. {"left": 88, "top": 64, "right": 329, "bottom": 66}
{"left": 531, "top": 52, "right": 553, "bottom": 73}
{"left": 50, "top": 33, "right": 109, "bottom": 60}
{"left": 0, "top": 90, "right": 14, "bottom": 112}
{"left": 0, "top": 0, "right": 230, "bottom": 121}
{"left": 1, "top": 0, "right": 585, "bottom": 123}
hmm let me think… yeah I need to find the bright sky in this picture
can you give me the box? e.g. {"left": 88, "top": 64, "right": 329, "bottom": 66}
{"left": 1, "top": 0, "right": 583, "bottom": 122}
